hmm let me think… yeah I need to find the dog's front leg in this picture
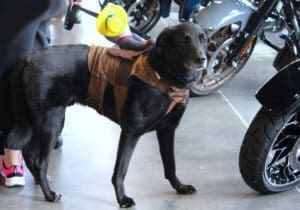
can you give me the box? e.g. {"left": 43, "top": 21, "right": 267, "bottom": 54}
{"left": 112, "top": 131, "right": 140, "bottom": 208}
{"left": 156, "top": 128, "right": 196, "bottom": 194}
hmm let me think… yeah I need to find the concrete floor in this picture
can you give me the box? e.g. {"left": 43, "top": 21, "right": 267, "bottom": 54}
{"left": 1, "top": 2, "right": 300, "bottom": 210}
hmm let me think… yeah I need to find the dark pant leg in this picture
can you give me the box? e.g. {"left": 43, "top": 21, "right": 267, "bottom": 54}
{"left": 0, "top": 67, "right": 13, "bottom": 152}
{"left": 34, "top": 20, "right": 51, "bottom": 49}
{"left": 0, "top": 0, "right": 50, "bottom": 54}
{"left": 0, "top": 0, "right": 67, "bottom": 151}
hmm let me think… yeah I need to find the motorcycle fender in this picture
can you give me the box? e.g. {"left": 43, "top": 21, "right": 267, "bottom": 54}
{"left": 193, "top": 0, "right": 255, "bottom": 36}
{"left": 256, "top": 60, "right": 300, "bottom": 113}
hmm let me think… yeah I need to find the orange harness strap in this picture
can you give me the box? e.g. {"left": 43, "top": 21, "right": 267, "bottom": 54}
{"left": 130, "top": 55, "right": 189, "bottom": 115}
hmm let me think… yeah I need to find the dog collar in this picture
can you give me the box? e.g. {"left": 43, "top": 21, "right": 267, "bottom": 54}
{"left": 131, "top": 55, "right": 189, "bottom": 115}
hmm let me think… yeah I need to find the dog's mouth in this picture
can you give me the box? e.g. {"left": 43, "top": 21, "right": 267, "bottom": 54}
{"left": 184, "top": 70, "right": 202, "bottom": 83}
{"left": 166, "top": 59, "right": 207, "bottom": 86}
{"left": 184, "top": 60, "right": 207, "bottom": 72}
{"left": 183, "top": 60, "right": 206, "bottom": 83}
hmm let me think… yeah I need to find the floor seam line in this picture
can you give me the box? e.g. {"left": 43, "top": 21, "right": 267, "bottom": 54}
{"left": 219, "top": 90, "right": 249, "bottom": 128}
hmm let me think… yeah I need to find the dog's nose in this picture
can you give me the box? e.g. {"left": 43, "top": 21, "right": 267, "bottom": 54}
{"left": 195, "top": 57, "right": 206, "bottom": 65}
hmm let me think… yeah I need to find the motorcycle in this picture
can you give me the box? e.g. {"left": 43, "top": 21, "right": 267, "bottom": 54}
{"left": 237, "top": 1, "right": 300, "bottom": 193}
{"left": 239, "top": 59, "right": 300, "bottom": 193}
{"left": 106, "top": 0, "right": 294, "bottom": 96}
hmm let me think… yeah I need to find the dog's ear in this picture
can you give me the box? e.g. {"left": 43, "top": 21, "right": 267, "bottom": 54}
{"left": 148, "top": 27, "right": 174, "bottom": 69}
{"left": 156, "top": 27, "right": 173, "bottom": 53}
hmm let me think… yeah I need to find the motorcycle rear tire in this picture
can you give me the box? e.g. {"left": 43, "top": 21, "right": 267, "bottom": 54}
{"left": 239, "top": 105, "right": 300, "bottom": 193}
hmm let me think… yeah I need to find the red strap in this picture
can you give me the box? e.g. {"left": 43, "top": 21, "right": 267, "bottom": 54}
{"left": 117, "top": 35, "right": 134, "bottom": 45}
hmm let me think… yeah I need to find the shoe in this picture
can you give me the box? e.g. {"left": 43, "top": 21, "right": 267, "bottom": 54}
{"left": 0, "top": 159, "right": 25, "bottom": 187}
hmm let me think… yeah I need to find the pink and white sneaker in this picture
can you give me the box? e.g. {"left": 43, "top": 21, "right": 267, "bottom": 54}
{"left": 0, "top": 159, "right": 25, "bottom": 187}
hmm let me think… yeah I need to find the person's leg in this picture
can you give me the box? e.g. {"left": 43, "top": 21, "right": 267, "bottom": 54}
{"left": 0, "top": 136, "right": 4, "bottom": 155}
{"left": 3, "top": 149, "right": 22, "bottom": 166}
{"left": 0, "top": 16, "right": 43, "bottom": 188}
{"left": 0, "top": 72, "right": 25, "bottom": 187}
{"left": 0, "top": 1, "right": 66, "bottom": 188}
{"left": 0, "top": 0, "right": 50, "bottom": 55}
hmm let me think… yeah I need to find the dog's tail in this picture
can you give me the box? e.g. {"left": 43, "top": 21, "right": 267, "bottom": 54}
{"left": 6, "top": 58, "right": 33, "bottom": 150}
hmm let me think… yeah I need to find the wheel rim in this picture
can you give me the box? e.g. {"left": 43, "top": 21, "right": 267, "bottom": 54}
{"left": 127, "top": 0, "right": 160, "bottom": 32}
{"left": 195, "top": 38, "right": 236, "bottom": 90}
{"left": 264, "top": 112, "right": 300, "bottom": 188}
{"left": 191, "top": 31, "right": 255, "bottom": 95}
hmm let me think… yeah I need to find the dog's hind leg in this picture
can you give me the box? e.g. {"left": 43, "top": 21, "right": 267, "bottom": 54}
{"left": 53, "top": 116, "right": 65, "bottom": 149}
{"left": 22, "top": 141, "right": 42, "bottom": 185}
{"left": 27, "top": 107, "right": 66, "bottom": 202}
{"left": 156, "top": 128, "right": 196, "bottom": 194}
{"left": 6, "top": 123, "right": 33, "bottom": 150}
{"left": 112, "top": 131, "right": 140, "bottom": 208}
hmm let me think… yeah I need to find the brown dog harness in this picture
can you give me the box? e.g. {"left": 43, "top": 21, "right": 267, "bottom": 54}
{"left": 87, "top": 45, "right": 188, "bottom": 123}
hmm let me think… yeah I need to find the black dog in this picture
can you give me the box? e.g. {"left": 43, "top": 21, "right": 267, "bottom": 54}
{"left": 6, "top": 22, "right": 207, "bottom": 208}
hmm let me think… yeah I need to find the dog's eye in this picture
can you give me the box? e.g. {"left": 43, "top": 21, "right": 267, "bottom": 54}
{"left": 183, "top": 35, "right": 192, "bottom": 45}
{"left": 199, "top": 34, "right": 208, "bottom": 44}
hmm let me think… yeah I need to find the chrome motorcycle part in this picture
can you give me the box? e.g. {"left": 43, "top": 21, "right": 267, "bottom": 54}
{"left": 192, "top": 0, "right": 255, "bottom": 36}
{"left": 191, "top": 25, "right": 257, "bottom": 95}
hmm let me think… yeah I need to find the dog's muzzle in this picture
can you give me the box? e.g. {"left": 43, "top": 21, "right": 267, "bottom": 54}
{"left": 184, "top": 58, "right": 207, "bottom": 83}
{"left": 185, "top": 69, "right": 202, "bottom": 83}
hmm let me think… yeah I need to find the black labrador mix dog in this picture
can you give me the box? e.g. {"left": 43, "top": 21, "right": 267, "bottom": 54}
{"left": 6, "top": 22, "right": 207, "bottom": 208}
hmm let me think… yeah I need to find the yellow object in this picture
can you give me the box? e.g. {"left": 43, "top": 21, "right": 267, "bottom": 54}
{"left": 96, "top": 3, "right": 128, "bottom": 37}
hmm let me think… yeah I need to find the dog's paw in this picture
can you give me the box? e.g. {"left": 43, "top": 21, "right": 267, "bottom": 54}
{"left": 119, "top": 196, "right": 136, "bottom": 208}
{"left": 45, "top": 191, "right": 62, "bottom": 202}
{"left": 177, "top": 185, "right": 197, "bottom": 194}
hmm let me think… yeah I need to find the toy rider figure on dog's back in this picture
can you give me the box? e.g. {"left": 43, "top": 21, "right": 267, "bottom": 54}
{"left": 96, "top": 3, "right": 155, "bottom": 51}
{"left": 65, "top": 2, "right": 154, "bottom": 51}
{"left": 65, "top": 2, "right": 189, "bottom": 108}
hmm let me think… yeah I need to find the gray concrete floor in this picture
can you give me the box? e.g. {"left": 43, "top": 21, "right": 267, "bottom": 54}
{"left": 1, "top": 1, "right": 300, "bottom": 210}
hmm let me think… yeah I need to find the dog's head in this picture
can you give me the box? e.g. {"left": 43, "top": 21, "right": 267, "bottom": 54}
{"left": 148, "top": 22, "right": 208, "bottom": 88}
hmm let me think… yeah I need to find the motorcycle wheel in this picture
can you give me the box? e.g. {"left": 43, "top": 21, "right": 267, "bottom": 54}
{"left": 239, "top": 106, "right": 300, "bottom": 193}
{"left": 125, "top": 0, "right": 162, "bottom": 33}
{"left": 190, "top": 32, "right": 257, "bottom": 96}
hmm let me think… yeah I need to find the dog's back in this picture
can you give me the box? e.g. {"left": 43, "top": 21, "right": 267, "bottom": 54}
{"left": 6, "top": 45, "right": 90, "bottom": 150}
{"left": 15, "top": 45, "right": 90, "bottom": 109}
